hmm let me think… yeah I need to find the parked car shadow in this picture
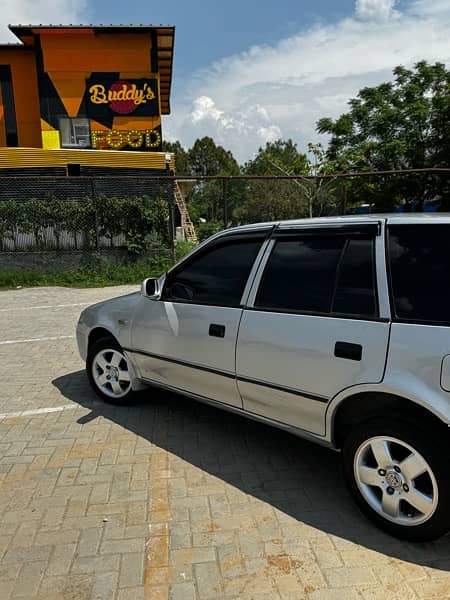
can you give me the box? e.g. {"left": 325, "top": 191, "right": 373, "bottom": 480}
{"left": 53, "top": 369, "right": 450, "bottom": 571}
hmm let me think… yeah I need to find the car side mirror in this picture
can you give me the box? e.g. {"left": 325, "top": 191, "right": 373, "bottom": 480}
{"left": 141, "top": 277, "right": 160, "bottom": 299}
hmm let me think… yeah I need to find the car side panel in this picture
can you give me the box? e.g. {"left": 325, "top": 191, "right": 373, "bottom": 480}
{"left": 382, "top": 322, "right": 450, "bottom": 423}
{"left": 236, "top": 312, "right": 390, "bottom": 435}
{"left": 129, "top": 299, "right": 243, "bottom": 407}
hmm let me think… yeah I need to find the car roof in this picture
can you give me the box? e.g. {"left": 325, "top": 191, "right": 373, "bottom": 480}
{"left": 220, "top": 213, "right": 450, "bottom": 235}
{"left": 170, "top": 212, "right": 450, "bottom": 274}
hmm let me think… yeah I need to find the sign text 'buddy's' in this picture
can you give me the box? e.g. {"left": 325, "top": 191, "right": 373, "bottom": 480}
{"left": 89, "top": 82, "right": 155, "bottom": 107}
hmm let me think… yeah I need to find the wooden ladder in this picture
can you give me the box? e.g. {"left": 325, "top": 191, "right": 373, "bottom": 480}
{"left": 174, "top": 181, "right": 197, "bottom": 243}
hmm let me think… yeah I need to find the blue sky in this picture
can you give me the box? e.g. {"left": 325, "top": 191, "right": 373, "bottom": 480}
{"left": 89, "top": 0, "right": 355, "bottom": 79}
{"left": 1, "top": 1, "right": 450, "bottom": 161}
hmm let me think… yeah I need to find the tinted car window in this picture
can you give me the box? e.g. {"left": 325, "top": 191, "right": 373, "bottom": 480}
{"left": 388, "top": 224, "right": 450, "bottom": 323}
{"left": 255, "top": 237, "right": 345, "bottom": 313}
{"left": 333, "top": 238, "right": 377, "bottom": 317}
{"left": 163, "top": 238, "right": 263, "bottom": 307}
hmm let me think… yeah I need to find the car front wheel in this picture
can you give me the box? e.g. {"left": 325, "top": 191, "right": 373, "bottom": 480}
{"left": 87, "top": 337, "right": 135, "bottom": 404}
{"left": 342, "top": 418, "right": 450, "bottom": 541}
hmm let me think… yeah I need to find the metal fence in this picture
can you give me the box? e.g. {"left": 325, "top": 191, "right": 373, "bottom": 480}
{"left": 0, "top": 176, "right": 173, "bottom": 252}
{"left": 1, "top": 169, "right": 450, "bottom": 253}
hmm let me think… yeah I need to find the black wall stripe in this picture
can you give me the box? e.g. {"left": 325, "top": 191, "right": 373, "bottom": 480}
{"left": 0, "top": 65, "right": 18, "bottom": 146}
{"left": 33, "top": 34, "right": 68, "bottom": 129}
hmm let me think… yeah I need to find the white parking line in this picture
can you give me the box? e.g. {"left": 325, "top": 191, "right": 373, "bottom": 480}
{"left": 0, "top": 302, "right": 89, "bottom": 312}
{"left": 0, "top": 335, "right": 75, "bottom": 345}
{"left": 0, "top": 404, "right": 78, "bottom": 420}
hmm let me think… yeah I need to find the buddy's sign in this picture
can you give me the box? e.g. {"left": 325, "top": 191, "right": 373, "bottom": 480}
{"left": 86, "top": 75, "right": 159, "bottom": 118}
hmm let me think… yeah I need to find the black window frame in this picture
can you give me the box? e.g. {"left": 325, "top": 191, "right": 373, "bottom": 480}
{"left": 252, "top": 229, "right": 381, "bottom": 321}
{"left": 386, "top": 223, "right": 450, "bottom": 327}
{"left": 161, "top": 231, "right": 269, "bottom": 309}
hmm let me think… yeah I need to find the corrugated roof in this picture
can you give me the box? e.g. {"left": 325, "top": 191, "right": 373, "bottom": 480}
{"left": 8, "top": 24, "right": 175, "bottom": 115}
{"left": 0, "top": 147, "right": 175, "bottom": 170}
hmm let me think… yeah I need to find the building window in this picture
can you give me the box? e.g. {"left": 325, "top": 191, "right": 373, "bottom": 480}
{"left": 59, "top": 118, "right": 91, "bottom": 148}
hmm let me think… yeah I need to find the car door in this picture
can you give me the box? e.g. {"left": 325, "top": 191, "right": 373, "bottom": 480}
{"left": 130, "top": 230, "right": 270, "bottom": 408}
{"left": 236, "top": 222, "right": 391, "bottom": 435}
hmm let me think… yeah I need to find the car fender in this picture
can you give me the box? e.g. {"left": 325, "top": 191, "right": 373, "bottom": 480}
{"left": 326, "top": 374, "right": 450, "bottom": 443}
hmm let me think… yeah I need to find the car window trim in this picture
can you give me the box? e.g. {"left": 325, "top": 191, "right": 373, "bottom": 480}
{"left": 239, "top": 234, "right": 275, "bottom": 307}
{"left": 274, "top": 222, "right": 381, "bottom": 238}
{"left": 244, "top": 305, "right": 389, "bottom": 323}
{"left": 245, "top": 239, "right": 276, "bottom": 308}
{"left": 375, "top": 222, "right": 391, "bottom": 320}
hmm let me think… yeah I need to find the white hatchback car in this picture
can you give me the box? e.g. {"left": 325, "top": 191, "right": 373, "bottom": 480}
{"left": 77, "top": 215, "right": 450, "bottom": 541}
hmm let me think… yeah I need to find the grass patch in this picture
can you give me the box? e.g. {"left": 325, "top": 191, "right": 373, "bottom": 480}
{"left": 0, "top": 242, "right": 197, "bottom": 290}
{"left": 0, "top": 262, "right": 167, "bottom": 290}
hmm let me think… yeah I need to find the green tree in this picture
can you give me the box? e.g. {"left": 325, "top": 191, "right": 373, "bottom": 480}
{"left": 187, "top": 137, "right": 240, "bottom": 227}
{"left": 238, "top": 139, "right": 312, "bottom": 222}
{"left": 317, "top": 61, "right": 450, "bottom": 210}
{"left": 243, "top": 139, "right": 309, "bottom": 176}
{"left": 188, "top": 136, "right": 239, "bottom": 177}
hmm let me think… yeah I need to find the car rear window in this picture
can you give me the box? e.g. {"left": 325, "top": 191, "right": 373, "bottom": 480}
{"left": 388, "top": 224, "right": 450, "bottom": 323}
{"left": 255, "top": 235, "right": 377, "bottom": 318}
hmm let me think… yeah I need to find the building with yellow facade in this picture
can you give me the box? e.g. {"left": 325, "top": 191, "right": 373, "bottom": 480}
{"left": 0, "top": 24, "right": 175, "bottom": 173}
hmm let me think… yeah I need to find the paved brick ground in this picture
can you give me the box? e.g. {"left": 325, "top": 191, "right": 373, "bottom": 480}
{"left": 1, "top": 285, "right": 450, "bottom": 599}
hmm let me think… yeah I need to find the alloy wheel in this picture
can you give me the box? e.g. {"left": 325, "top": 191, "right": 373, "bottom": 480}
{"left": 354, "top": 435, "right": 438, "bottom": 526}
{"left": 91, "top": 348, "right": 131, "bottom": 399}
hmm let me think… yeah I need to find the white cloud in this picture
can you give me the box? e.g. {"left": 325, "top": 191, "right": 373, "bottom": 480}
{"left": 166, "top": 0, "right": 450, "bottom": 163}
{"left": 188, "top": 95, "right": 282, "bottom": 152}
{"left": 0, "top": 0, "right": 89, "bottom": 42}
{"left": 355, "top": 0, "right": 398, "bottom": 21}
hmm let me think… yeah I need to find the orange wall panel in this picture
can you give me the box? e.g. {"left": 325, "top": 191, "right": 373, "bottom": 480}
{"left": 0, "top": 49, "right": 41, "bottom": 147}
{"left": 40, "top": 32, "right": 152, "bottom": 73}
{"left": 48, "top": 72, "right": 91, "bottom": 117}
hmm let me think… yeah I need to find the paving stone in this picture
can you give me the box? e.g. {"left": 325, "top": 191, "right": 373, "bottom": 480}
{"left": 217, "top": 541, "right": 246, "bottom": 578}
{"left": 170, "top": 581, "right": 196, "bottom": 600}
{"left": 10, "top": 521, "right": 40, "bottom": 548}
{"left": 116, "top": 587, "right": 145, "bottom": 600}
{"left": 323, "top": 566, "right": 378, "bottom": 587}
{"left": 307, "top": 589, "right": 363, "bottom": 600}
{"left": 194, "top": 562, "right": 224, "bottom": 599}
{"left": 12, "top": 560, "right": 46, "bottom": 596}
{"left": 71, "top": 554, "right": 121, "bottom": 575}
{"left": 34, "top": 529, "right": 80, "bottom": 547}
{"left": 100, "top": 538, "right": 145, "bottom": 555}
{"left": 0, "top": 579, "right": 15, "bottom": 600}
{"left": 118, "top": 552, "right": 144, "bottom": 588}
{"left": 77, "top": 528, "right": 103, "bottom": 557}
{"left": 2, "top": 285, "right": 450, "bottom": 600}
{"left": 91, "top": 571, "right": 119, "bottom": 600}
{"left": 2, "top": 545, "right": 52, "bottom": 564}
{"left": 46, "top": 543, "right": 77, "bottom": 576}
{"left": 170, "top": 547, "right": 216, "bottom": 566}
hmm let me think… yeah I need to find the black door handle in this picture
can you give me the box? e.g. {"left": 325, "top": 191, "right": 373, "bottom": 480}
{"left": 334, "top": 341, "right": 362, "bottom": 361}
{"left": 209, "top": 324, "right": 225, "bottom": 338}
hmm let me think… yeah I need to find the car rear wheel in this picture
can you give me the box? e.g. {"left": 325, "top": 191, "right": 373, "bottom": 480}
{"left": 87, "top": 337, "right": 135, "bottom": 404}
{"left": 342, "top": 418, "right": 450, "bottom": 541}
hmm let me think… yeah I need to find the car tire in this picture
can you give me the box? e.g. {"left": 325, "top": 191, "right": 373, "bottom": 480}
{"left": 87, "top": 336, "right": 135, "bottom": 404}
{"left": 342, "top": 418, "right": 450, "bottom": 542}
